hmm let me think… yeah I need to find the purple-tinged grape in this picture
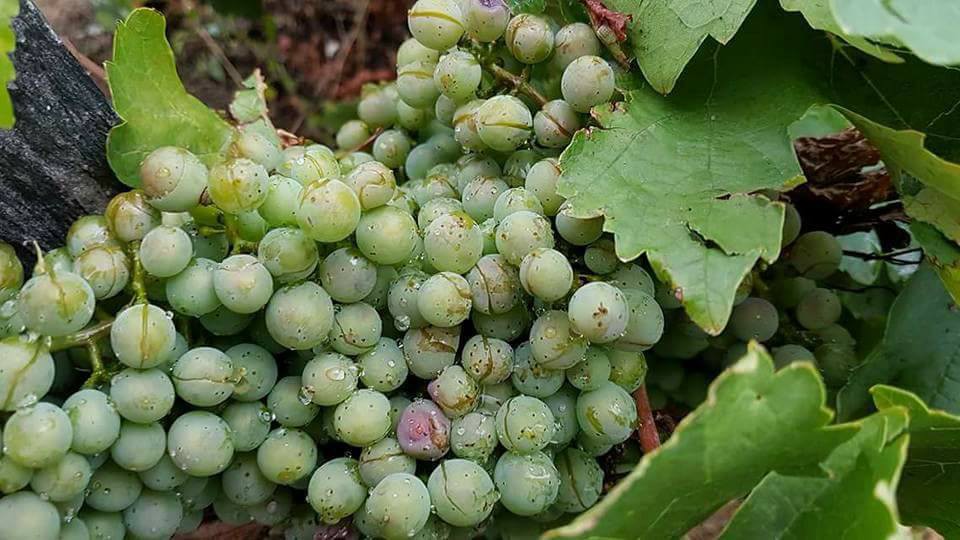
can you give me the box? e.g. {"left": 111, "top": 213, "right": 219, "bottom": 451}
{"left": 396, "top": 399, "right": 451, "bottom": 460}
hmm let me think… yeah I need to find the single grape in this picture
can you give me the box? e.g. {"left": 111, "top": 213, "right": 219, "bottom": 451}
{"left": 374, "top": 129, "right": 414, "bottom": 169}
{"left": 248, "top": 487, "right": 293, "bottom": 526}
{"left": 364, "top": 264, "right": 399, "bottom": 311}
{"left": 0, "top": 454, "right": 31, "bottom": 494}
{"left": 267, "top": 376, "right": 320, "bottom": 427}
{"left": 186, "top": 225, "right": 229, "bottom": 262}
{"left": 410, "top": 163, "right": 460, "bottom": 206}
{"left": 140, "top": 147, "right": 208, "bottom": 212}
{"left": 80, "top": 510, "right": 126, "bottom": 540}
{"left": 329, "top": 302, "right": 382, "bottom": 356}
{"left": 29, "top": 451, "right": 91, "bottom": 502}
{"left": 397, "top": 37, "right": 441, "bottom": 66}
{"left": 495, "top": 210, "right": 555, "bottom": 265}
{"left": 198, "top": 305, "right": 254, "bottom": 336}
{"left": 208, "top": 158, "right": 269, "bottom": 214}
{"left": 111, "top": 420, "right": 166, "bottom": 472}
{"left": 402, "top": 325, "right": 460, "bottom": 379}
{"left": 18, "top": 270, "right": 95, "bottom": 337}
{"left": 388, "top": 269, "right": 430, "bottom": 331}
{"left": 138, "top": 454, "right": 189, "bottom": 492}
{"left": 782, "top": 202, "right": 802, "bottom": 246}
{"left": 226, "top": 343, "right": 278, "bottom": 402}
{"left": 493, "top": 187, "right": 544, "bottom": 222}
{"left": 418, "top": 197, "right": 463, "bottom": 229}
{"left": 257, "top": 226, "right": 319, "bottom": 283}
{"left": 608, "top": 263, "right": 656, "bottom": 296}
{"left": 3, "top": 402, "right": 72, "bottom": 468}
{"left": 265, "top": 282, "right": 335, "bottom": 350}
{"left": 0, "top": 336, "right": 54, "bottom": 411}
{"left": 453, "top": 100, "right": 486, "bottom": 151}
{"left": 553, "top": 23, "right": 601, "bottom": 69}
{"left": 567, "top": 347, "right": 612, "bottom": 391}
{"left": 503, "top": 149, "right": 539, "bottom": 186}
{"left": 729, "top": 297, "right": 779, "bottom": 342}
{"left": 343, "top": 161, "right": 397, "bottom": 210}
{"left": 306, "top": 457, "right": 366, "bottom": 524}
{"left": 505, "top": 14, "right": 554, "bottom": 64}
{"left": 607, "top": 349, "right": 646, "bottom": 392}
{"left": 428, "top": 458, "right": 497, "bottom": 527}
{"left": 62, "top": 388, "right": 121, "bottom": 454}
{"left": 221, "top": 452, "right": 277, "bottom": 506}
{"left": 356, "top": 205, "right": 420, "bottom": 266}
{"left": 561, "top": 55, "right": 615, "bottom": 113}
{"left": 511, "top": 341, "right": 565, "bottom": 398}
{"left": 336, "top": 119, "right": 372, "bottom": 149}
{"left": 455, "top": 154, "right": 501, "bottom": 192}
{"left": 397, "top": 61, "right": 441, "bottom": 109}
{"left": 212, "top": 254, "right": 274, "bottom": 314}
{"left": 404, "top": 141, "right": 446, "bottom": 180}
{"left": 235, "top": 126, "right": 283, "bottom": 170}
{"left": 576, "top": 381, "right": 638, "bottom": 445}
{"left": 359, "top": 437, "right": 416, "bottom": 487}
{"left": 358, "top": 86, "right": 399, "bottom": 128}
{"left": 358, "top": 338, "right": 409, "bottom": 392}
{"left": 397, "top": 100, "right": 433, "bottom": 131}
{"left": 109, "top": 368, "right": 175, "bottom": 423}
{"left": 65, "top": 215, "right": 117, "bottom": 257}
{"left": 257, "top": 176, "right": 301, "bottom": 228}
{"left": 519, "top": 248, "right": 574, "bottom": 302}
{"left": 461, "top": 175, "right": 510, "bottom": 222}
{"left": 472, "top": 303, "right": 530, "bottom": 342}
{"left": 318, "top": 247, "right": 377, "bottom": 304}
{"left": 815, "top": 343, "right": 859, "bottom": 387}
{"left": 530, "top": 310, "right": 589, "bottom": 370}
{"left": 397, "top": 399, "right": 451, "bottom": 460}
{"left": 301, "top": 352, "right": 360, "bottom": 406}
{"left": 0, "top": 491, "right": 62, "bottom": 540}
{"left": 435, "top": 50, "right": 481, "bottom": 102}
{"left": 212, "top": 493, "right": 254, "bottom": 525}
{"left": 167, "top": 411, "right": 234, "bottom": 477}
{"left": 297, "top": 178, "right": 362, "bottom": 243}
{"left": 408, "top": 0, "right": 465, "bottom": 51}
{"left": 122, "top": 489, "right": 183, "bottom": 539}
{"left": 171, "top": 347, "right": 236, "bottom": 407}
{"left": 417, "top": 271, "right": 473, "bottom": 327}
{"left": 58, "top": 518, "right": 88, "bottom": 540}
{"left": 276, "top": 144, "right": 341, "bottom": 186}
{"left": 773, "top": 344, "right": 815, "bottom": 369}
{"left": 476, "top": 95, "right": 532, "bottom": 152}
{"left": 462, "top": 0, "right": 509, "bottom": 41}
{"left": 221, "top": 401, "right": 272, "bottom": 451}
{"left": 234, "top": 209, "right": 268, "bottom": 242}
{"left": 584, "top": 239, "right": 619, "bottom": 275}
{"left": 334, "top": 389, "right": 392, "bottom": 447}
{"left": 554, "top": 447, "right": 603, "bottom": 512}
{"left": 496, "top": 395, "right": 556, "bottom": 454}
{"left": 428, "top": 365, "right": 481, "bottom": 418}
{"left": 523, "top": 159, "right": 564, "bottom": 217}
{"left": 105, "top": 190, "right": 160, "bottom": 242}
{"left": 612, "top": 288, "right": 664, "bottom": 351}
{"left": 461, "top": 334, "right": 513, "bottom": 384}
{"left": 543, "top": 384, "right": 579, "bottom": 446}
{"left": 86, "top": 460, "right": 144, "bottom": 512}
{"left": 0, "top": 242, "right": 22, "bottom": 302}
{"left": 795, "top": 287, "right": 842, "bottom": 330}
{"left": 465, "top": 254, "right": 522, "bottom": 315}
{"left": 138, "top": 225, "right": 192, "bottom": 277}
{"left": 788, "top": 231, "right": 842, "bottom": 279}
{"left": 555, "top": 205, "right": 604, "bottom": 245}
{"left": 110, "top": 303, "right": 177, "bottom": 369}
{"left": 431, "top": 98, "right": 459, "bottom": 129}
{"left": 165, "top": 257, "right": 221, "bottom": 316}
{"left": 73, "top": 244, "right": 129, "bottom": 299}
{"left": 364, "top": 473, "right": 432, "bottom": 539}
{"left": 568, "top": 282, "right": 631, "bottom": 343}
{"left": 816, "top": 323, "right": 856, "bottom": 348}
{"left": 493, "top": 451, "right": 560, "bottom": 516}
{"left": 257, "top": 428, "right": 318, "bottom": 485}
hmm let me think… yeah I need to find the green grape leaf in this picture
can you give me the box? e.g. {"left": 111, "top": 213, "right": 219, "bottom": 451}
{"left": 229, "top": 69, "right": 268, "bottom": 124}
{"left": 603, "top": 0, "right": 756, "bottom": 94}
{"left": 787, "top": 104, "right": 851, "bottom": 140}
{"left": 0, "top": 0, "right": 18, "bottom": 129}
{"left": 544, "top": 344, "right": 856, "bottom": 540}
{"left": 838, "top": 265, "right": 960, "bottom": 420}
{"left": 720, "top": 409, "right": 908, "bottom": 539}
{"left": 557, "top": 6, "right": 822, "bottom": 334}
{"left": 831, "top": 0, "right": 960, "bottom": 67}
{"left": 910, "top": 222, "right": 960, "bottom": 305}
{"left": 505, "top": 0, "right": 546, "bottom": 15}
{"left": 872, "top": 385, "right": 960, "bottom": 537}
{"left": 106, "top": 8, "right": 235, "bottom": 187}
{"left": 903, "top": 188, "right": 960, "bottom": 244}
{"left": 779, "top": 0, "right": 902, "bottom": 63}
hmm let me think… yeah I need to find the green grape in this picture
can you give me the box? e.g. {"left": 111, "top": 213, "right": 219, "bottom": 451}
{"left": 62, "top": 388, "right": 120, "bottom": 454}
{"left": 782, "top": 202, "right": 801, "bottom": 246}
{"left": 427, "top": 365, "right": 480, "bottom": 418}
{"left": 453, "top": 100, "right": 485, "bottom": 151}
{"left": 388, "top": 269, "right": 430, "bottom": 331}
{"left": 496, "top": 395, "right": 556, "bottom": 454}
{"left": 29, "top": 451, "right": 91, "bottom": 502}
{"left": 503, "top": 149, "right": 540, "bottom": 187}
{"left": 511, "top": 341, "right": 565, "bottom": 397}
{"left": 496, "top": 210, "right": 554, "bottom": 265}
{"left": 476, "top": 96, "right": 532, "bottom": 152}
{"left": 479, "top": 217, "right": 498, "bottom": 254}
{"left": 519, "top": 248, "right": 573, "bottom": 302}
{"left": 138, "top": 454, "right": 188, "bottom": 491}
{"left": 73, "top": 244, "right": 129, "bottom": 300}
{"left": 397, "top": 37, "right": 442, "bottom": 66}
{"left": 365, "top": 473, "right": 432, "bottom": 540}
{"left": 607, "top": 349, "right": 646, "bottom": 392}
{"left": 608, "top": 264, "right": 655, "bottom": 296}
{"left": 343, "top": 161, "right": 397, "bottom": 210}
{"left": 505, "top": 14, "right": 554, "bottom": 64}
{"left": 212, "top": 493, "right": 254, "bottom": 525}
{"left": 417, "top": 272, "right": 473, "bottom": 327}
{"left": 247, "top": 487, "right": 293, "bottom": 526}
{"left": 66, "top": 215, "right": 117, "bottom": 257}
{"left": 186, "top": 226, "right": 229, "bottom": 262}
{"left": 398, "top": 100, "right": 434, "bottom": 131}
{"left": 319, "top": 247, "right": 378, "bottom": 303}
{"left": 211, "top": 254, "right": 275, "bottom": 314}
{"left": 561, "top": 56, "right": 615, "bottom": 113}
{"left": 198, "top": 305, "right": 254, "bottom": 336}
{"left": 258, "top": 175, "right": 303, "bottom": 228}
{"left": 612, "top": 289, "right": 664, "bottom": 352}
{"left": 494, "top": 451, "right": 559, "bottom": 516}
{"left": 306, "top": 457, "right": 366, "bottom": 524}
{"left": 3, "top": 402, "right": 72, "bottom": 468}
{"left": 576, "top": 381, "right": 637, "bottom": 445}
{"left": 58, "top": 518, "right": 89, "bottom": 540}
{"left": 334, "top": 389, "right": 392, "bottom": 447}
{"left": 372, "top": 130, "right": 413, "bottom": 171}
{"left": 226, "top": 343, "right": 278, "bottom": 402}
{"left": 411, "top": 164, "right": 460, "bottom": 207}
{"left": 478, "top": 380, "right": 517, "bottom": 415}
{"left": 427, "top": 459, "right": 497, "bottom": 527}
{"left": 359, "top": 437, "right": 416, "bottom": 487}
{"left": 265, "top": 282, "right": 335, "bottom": 350}
{"left": 455, "top": 154, "right": 501, "bottom": 192}
{"left": 0, "top": 455, "right": 31, "bottom": 494}
{"left": 109, "top": 368, "right": 175, "bottom": 423}
{"left": 276, "top": 144, "right": 341, "bottom": 186}
{"left": 450, "top": 411, "right": 498, "bottom": 463}
{"left": 177, "top": 508, "right": 203, "bottom": 534}
{"left": 815, "top": 344, "right": 859, "bottom": 387}
{"left": 336, "top": 119, "right": 372, "bottom": 150}
{"left": 139, "top": 225, "right": 192, "bottom": 277}
{"left": 110, "top": 304, "right": 176, "bottom": 369}
{"left": 235, "top": 127, "right": 283, "bottom": 170}
{"left": 567, "top": 347, "right": 611, "bottom": 391}
{"left": 0, "top": 300, "right": 26, "bottom": 341}
{"left": 524, "top": 158, "right": 564, "bottom": 215}
{"left": 435, "top": 50, "right": 481, "bottom": 102}
{"left": 356, "top": 206, "right": 420, "bottom": 266}
{"left": 816, "top": 323, "right": 856, "bottom": 348}
{"left": 268, "top": 376, "right": 320, "bottom": 427}
{"left": 397, "top": 61, "right": 441, "bottom": 109}
{"left": 568, "top": 282, "right": 630, "bottom": 344}
{"left": 584, "top": 239, "right": 618, "bottom": 275}
{"left": 530, "top": 310, "right": 589, "bottom": 370}
{"left": 257, "top": 428, "right": 317, "bottom": 485}
{"left": 329, "top": 302, "right": 382, "bottom": 356}
{"left": 402, "top": 325, "right": 460, "bottom": 379}
{"left": 358, "top": 338, "right": 409, "bottom": 392}
{"left": 0, "top": 336, "right": 54, "bottom": 411}
{"left": 257, "top": 227, "right": 319, "bottom": 283}
{"left": 493, "top": 187, "right": 544, "bottom": 222}
{"left": 461, "top": 175, "right": 509, "bottom": 222}
{"left": 178, "top": 476, "right": 218, "bottom": 512}
{"left": 171, "top": 347, "right": 236, "bottom": 407}
{"left": 208, "top": 158, "right": 269, "bottom": 214}
{"left": 773, "top": 344, "right": 815, "bottom": 369}
{"left": 554, "top": 447, "right": 603, "bottom": 512}
{"left": 0, "top": 491, "right": 61, "bottom": 540}
{"left": 167, "top": 411, "right": 234, "bottom": 477}
{"left": 534, "top": 101, "right": 579, "bottom": 151}
{"left": 426, "top": 213, "right": 484, "bottom": 274}
{"left": 80, "top": 510, "right": 126, "bottom": 540}
{"left": 364, "top": 264, "right": 399, "bottom": 311}
{"left": 462, "top": 0, "right": 509, "bottom": 42}
{"left": 729, "top": 297, "right": 779, "bottom": 342}
{"left": 221, "top": 401, "right": 271, "bottom": 451}
{"left": 86, "top": 461, "right": 143, "bottom": 512}
{"left": 436, "top": 95, "right": 459, "bottom": 126}
{"left": 788, "top": 231, "right": 842, "bottom": 279}
{"left": 140, "top": 147, "right": 207, "bottom": 212}
{"left": 770, "top": 276, "right": 815, "bottom": 309}
{"left": 404, "top": 142, "right": 446, "bottom": 180}
{"left": 555, "top": 206, "right": 604, "bottom": 246}
{"left": 0, "top": 242, "right": 22, "bottom": 303}
{"left": 420, "top": 197, "right": 465, "bottom": 231}
{"left": 111, "top": 420, "right": 165, "bottom": 472}
{"left": 543, "top": 385, "right": 579, "bottom": 446}
{"left": 122, "top": 489, "right": 183, "bottom": 539}
{"left": 408, "top": 0, "right": 465, "bottom": 51}
{"left": 461, "top": 334, "right": 513, "bottom": 384}
{"left": 472, "top": 303, "right": 530, "bottom": 341}
{"left": 553, "top": 22, "right": 601, "bottom": 69}
{"left": 297, "top": 178, "right": 361, "bottom": 243}
{"left": 465, "top": 254, "right": 521, "bottom": 315}
{"left": 796, "top": 287, "right": 843, "bottom": 330}
{"left": 358, "top": 86, "right": 399, "bottom": 128}
{"left": 104, "top": 190, "right": 160, "bottom": 242}
{"left": 18, "top": 270, "right": 94, "bottom": 337}
{"left": 165, "top": 257, "right": 221, "bottom": 316}
{"left": 221, "top": 452, "right": 277, "bottom": 506}
{"left": 301, "top": 352, "right": 360, "bottom": 406}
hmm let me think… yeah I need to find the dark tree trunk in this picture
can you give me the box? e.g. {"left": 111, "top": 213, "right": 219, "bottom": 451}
{"left": 0, "top": 0, "right": 120, "bottom": 265}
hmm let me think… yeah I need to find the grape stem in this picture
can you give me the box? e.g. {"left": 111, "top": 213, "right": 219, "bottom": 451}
{"left": 129, "top": 241, "right": 148, "bottom": 304}
{"left": 633, "top": 385, "right": 661, "bottom": 453}
{"left": 485, "top": 63, "right": 548, "bottom": 108}
{"left": 334, "top": 126, "right": 384, "bottom": 159}
{"left": 82, "top": 340, "right": 110, "bottom": 388}
{"left": 842, "top": 247, "right": 921, "bottom": 265}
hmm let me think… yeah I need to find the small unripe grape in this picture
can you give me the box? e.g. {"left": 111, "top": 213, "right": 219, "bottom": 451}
{"left": 561, "top": 56, "right": 616, "bottom": 113}
{"left": 357, "top": 86, "right": 399, "bottom": 128}
{"left": 298, "top": 178, "right": 361, "bottom": 243}
{"left": 505, "top": 14, "right": 555, "bottom": 64}
{"left": 461, "top": 334, "right": 513, "bottom": 384}
{"left": 530, "top": 310, "right": 589, "bottom": 370}
{"left": 110, "top": 368, "right": 175, "bottom": 424}
{"left": 520, "top": 248, "right": 574, "bottom": 302}
{"left": 773, "top": 344, "right": 814, "bottom": 369}
{"left": 397, "top": 100, "right": 433, "bottom": 131}
{"left": 796, "top": 287, "right": 843, "bottom": 330}
{"left": 568, "top": 282, "right": 631, "bottom": 343}
{"left": 504, "top": 149, "right": 539, "bottom": 187}
{"left": 265, "top": 282, "right": 335, "bottom": 350}
{"left": 788, "top": 231, "right": 842, "bottom": 279}
{"left": 235, "top": 128, "right": 283, "bottom": 171}
{"left": 494, "top": 451, "right": 559, "bottom": 516}
{"left": 111, "top": 420, "right": 166, "bottom": 472}
{"left": 111, "top": 304, "right": 177, "bottom": 369}
{"left": 496, "top": 210, "right": 555, "bottom": 265}
{"left": 576, "top": 381, "right": 637, "bottom": 445}
{"left": 0, "top": 336, "right": 54, "bottom": 411}
{"left": 408, "top": 0, "right": 465, "bottom": 51}
{"left": 214, "top": 254, "right": 274, "bottom": 314}
{"left": 396, "top": 399, "right": 451, "bottom": 460}
{"left": 729, "top": 297, "right": 779, "bottom": 342}
{"left": 360, "top": 438, "right": 417, "bottom": 487}
{"left": 434, "top": 50, "right": 482, "bottom": 102}
{"left": 339, "top": 150, "right": 376, "bottom": 175}
{"left": 553, "top": 23, "right": 601, "bottom": 69}
{"left": 567, "top": 347, "right": 612, "bottom": 391}
{"left": 452, "top": 100, "right": 485, "bottom": 151}
{"left": 343, "top": 161, "right": 397, "bottom": 210}
{"left": 417, "top": 271, "right": 473, "bottom": 327}
{"left": 358, "top": 338, "right": 409, "bottom": 392}
{"left": 424, "top": 212, "right": 484, "bottom": 274}
{"left": 456, "top": 153, "right": 501, "bottom": 191}
{"left": 496, "top": 395, "right": 556, "bottom": 454}
{"left": 105, "top": 190, "right": 160, "bottom": 242}
{"left": 65, "top": 215, "right": 118, "bottom": 257}
{"left": 4, "top": 402, "right": 72, "bottom": 468}
{"left": 418, "top": 197, "right": 463, "bottom": 229}
{"left": 0, "top": 242, "right": 22, "bottom": 304}
{"left": 782, "top": 202, "right": 802, "bottom": 246}
{"left": 319, "top": 247, "right": 378, "bottom": 304}
{"left": 607, "top": 349, "right": 646, "bottom": 392}
{"left": 167, "top": 411, "right": 235, "bottom": 477}
{"left": 556, "top": 204, "right": 604, "bottom": 245}
{"left": 336, "top": 119, "right": 372, "bottom": 150}
{"left": 373, "top": 129, "right": 414, "bottom": 169}
{"left": 534, "top": 99, "right": 581, "bottom": 149}
{"left": 356, "top": 206, "right": 420, "bottom": 265}
{"left": 74, "top": 244, "right": 130, "bottom": 300}
{"left": 139, "top": 225, "right": 192, "bottom": 277}
{"left": 428, "top": 365, "right": 480, "bottom": 418}
{"left": 171, "top": 347, "right": 236, "bottom": 407}
{"left": 398, "top": 59, "right": 442, "bottom": 109}
{"left": 554, "top": 447, "right": 603, "bottom": 512}
{"left": 276, "top": 144, "right": 341, "bottom": 186}
{"left": 815, "top": 343, "right": 858, "bottom": 387}
{"left": 427, "top": 459, "right": 497, "bottom": 527}
{"left": 397, "top": 37, "right": 441, "bottom": 67}
{"left": 474, "top": 303, "right": 531, "bottom": 342}
{"left": 329, "top": 302, "right": 382, "bottom": 356}
{"left": 0, "top": 492, "right": 61, "bottom": 539}
{"left": 165, "top": 258, "right": 221, "bottom": 316}
{"left": 257, "top": 227, "right": 318, "bottom": 283}
{"left": 208, "top": 158, "right": 270, "bottom": 214}
{"left": 462, "top": 0, "right": 510, "bottom": 42}
{"left": 18, "top": 270, "right": 95, "bottom": 337}
{"left": 476, "top": 95, "right": 533, "bottom": 152}
{"left": 612, "top": 288, "right": 664, "bottom": 351}
{"left": 585, "top": 239, "right": 619, "bottom": 274}
{"left": 301, "top": 352, "right": 359, "bottom": 407}
{"left": 334, "top": 389, "right": 392, "bottom": 447}
{"left": 268, "top": 376, "right": 320, "bottom": 427}
{"left": 462, "top": 175, "right": 509, "bottom": 222}
{"left": 523, "top": 158, "right": 564, "bottom": 216}
{"left": 512, "top": 341, "right": 566, "bottom": 397}
{"left": 307, "top": 458, "right": 366, "bottom": 524}
{"left": 140, "top": 146, "right": 208, "bottom": 212}
{"left": 494, "top": 187, "right": 544, "bottom": 221}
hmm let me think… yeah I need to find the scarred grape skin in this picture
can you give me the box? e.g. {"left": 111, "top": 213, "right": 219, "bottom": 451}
{"left": 396, "top": 399, "right": 451, "bottom": 461}
{"left": 505, "top": 14, "right": 554, "bottom": 64}
{"left": 427, "top": 459, "right": 498, "bottom": 527}
{"left": 408, "top": 0, "right": 465, "bottom": 51}
{"left": 568, "top": 282, "right": 631, "bottom": 344}
{"left": 140, "top": 146, "right": 208, "bottom": 212}
{"left": 297, "top": 178, "right": 362, "bottom": 243}
{"left": 561, "top": 55, "right": 615, "bottom": 113}
{"left": 476, "top": 96, "right": 533, "bottom": 153}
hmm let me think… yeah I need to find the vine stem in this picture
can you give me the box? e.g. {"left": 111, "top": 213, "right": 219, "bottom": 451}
{"left": 82, "top": 340, "right": 109, "bottom": 388}
{"left": 485, "top": 63, "right": 548, "bottom": 107}
{"left": 334, "top": 126, "right": 384, "bottom": 159}
{"left": 129, "top": 241, "right": 148, "bottom": 305}
{"left": 633, "top": 385, "right": 661, "bottom": 453}
{"left": 49, "top": 319, "right": 113, "bottom": 352}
